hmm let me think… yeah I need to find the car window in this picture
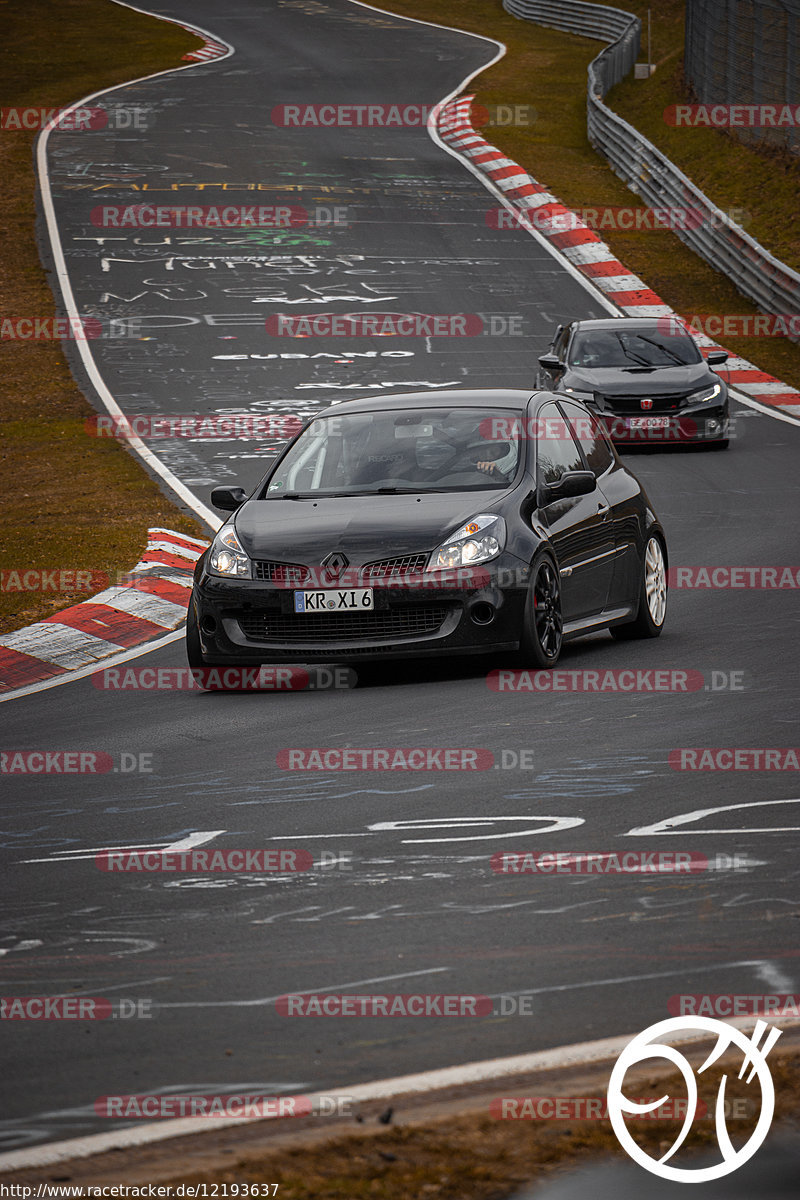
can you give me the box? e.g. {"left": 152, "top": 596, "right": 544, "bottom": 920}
{"left": 569, "top": 326, "right": 701, "bottom": 368}
{"left": 536, "top": 403, "right": 584, "bottom": 486}
{"left": 263, "top": 407, "right": 522, "bottom": 496}
{"left": 558, "top": 400, "right": 615, "bottom": 476}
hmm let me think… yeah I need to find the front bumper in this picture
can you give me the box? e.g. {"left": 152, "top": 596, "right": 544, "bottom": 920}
{"left": 595, "top": 403, "right": 729, "bottom": 446}
{"left": 191, "top": 553, "right": 530, "bottom": 664}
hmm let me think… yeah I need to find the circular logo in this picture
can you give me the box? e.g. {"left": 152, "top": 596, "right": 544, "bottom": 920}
{"left": 607, "top": 1016, "right": 781, "bottom": 1182}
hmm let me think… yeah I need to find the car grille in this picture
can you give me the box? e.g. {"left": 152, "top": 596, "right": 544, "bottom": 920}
{"left": 254, "top": 560, "right": 310, "bottom": 585}
{"left": 253, "top": 553, "right": 430, "bottom": 586}
{"left": 237, "top": 604, "right": 449, "bottom": 643}
{"left": 360, "top": 553, "right": 429, "bottom": 581}
{"left": 599, "top": 393, "right": 688, "bottom": 415}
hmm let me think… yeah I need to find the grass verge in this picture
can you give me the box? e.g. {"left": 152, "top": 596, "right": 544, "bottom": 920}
{"left": 377, "top": 0, "right": 800, "bottom": 393}
{"left": 0, "top": 0, "right": 207, "bottom": 636}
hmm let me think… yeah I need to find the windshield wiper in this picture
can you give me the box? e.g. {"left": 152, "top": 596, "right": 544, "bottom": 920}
{"left": 636, "top": 335, "right": 687, "bottom": 366}
{"left": 376, "top": 486, "right": 459, "bottom": 494}
{"left": 613, "top": 335, "right": 653, "bottom": 367}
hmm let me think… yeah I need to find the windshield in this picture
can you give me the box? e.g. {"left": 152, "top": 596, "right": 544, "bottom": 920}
{"left": 263, "top": 407, "right": 521, "bottom": 496}
{"left": 569, "top": 328, "right": 701, "bottom": 369}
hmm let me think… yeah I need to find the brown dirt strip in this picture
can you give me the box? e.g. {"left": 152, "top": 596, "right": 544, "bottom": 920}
{"left": 4, "top": 1033, "right": 800, "bottom": 1197}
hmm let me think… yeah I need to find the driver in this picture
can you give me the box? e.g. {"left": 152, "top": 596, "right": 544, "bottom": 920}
{"left": 476, "top": 441, "right": 517, "bottom": 480}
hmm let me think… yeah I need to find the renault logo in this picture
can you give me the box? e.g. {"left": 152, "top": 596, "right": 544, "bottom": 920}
{"left": 641, "top": 398, "right": 654, "bottom": 410}
{"left": 321, "top": 551, "right": 349, "bottom": 573}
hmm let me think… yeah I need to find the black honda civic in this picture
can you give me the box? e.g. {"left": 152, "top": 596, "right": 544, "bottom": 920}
{"left": 187, "top": 389, "right": 667, "bottom": 670}
{"left": 537, "top": 316, "right": 729, "bottom": 448}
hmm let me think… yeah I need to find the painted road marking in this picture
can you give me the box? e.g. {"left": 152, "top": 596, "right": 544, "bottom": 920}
{"left": 157, "top": 967, "right": 451, "bottom": 1009}
{"left": 21, "top": 829, "right": 226, "bottom": 864}
{"left": 627, "top": 798, "right": 800, "bottom": 836}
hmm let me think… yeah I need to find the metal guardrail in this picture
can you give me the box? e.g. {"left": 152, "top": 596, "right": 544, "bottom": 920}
{"left": 502, "top": 0, "right": 800, "bottom": 325}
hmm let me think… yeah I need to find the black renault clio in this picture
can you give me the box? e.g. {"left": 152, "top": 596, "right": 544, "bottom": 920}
{"left": 187, "top": 389, "right": 667, "bottom": 670}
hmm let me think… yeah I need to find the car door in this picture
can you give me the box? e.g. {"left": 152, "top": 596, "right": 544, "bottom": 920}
{"left": 558, "top": 400, "right": 641, "bottom": 609}
{"left": 534, "top": 403, "right": 615, "bottom": 621}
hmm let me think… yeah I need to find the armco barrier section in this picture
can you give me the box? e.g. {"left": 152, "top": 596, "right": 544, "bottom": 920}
{"left": 503, "top": 0, "right": 800, "bottom": 334}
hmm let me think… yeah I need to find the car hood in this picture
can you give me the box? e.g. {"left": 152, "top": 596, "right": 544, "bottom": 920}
{"left": 232, "top": 492, "right": 505, "bottom": 563}
{"left": 563, "top": 362, "right": 716, "bottom": 396}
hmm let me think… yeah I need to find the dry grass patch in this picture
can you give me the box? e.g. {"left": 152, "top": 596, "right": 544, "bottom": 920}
{"left": 0, "top": 0, "right": 206, "bottom": 635}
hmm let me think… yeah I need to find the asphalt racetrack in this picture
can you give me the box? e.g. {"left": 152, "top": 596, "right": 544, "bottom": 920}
{"left": 2, "top": 0, "right": 800, "bottom": 1155}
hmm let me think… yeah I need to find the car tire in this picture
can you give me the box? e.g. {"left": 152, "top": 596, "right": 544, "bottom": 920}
{"left": 185, "top": 595, "right": 206, "bottom": 669}
{"left": 610, "top": 534, "right": 667, "bottom": 640}
{"left": 519, "top": 553, "right": 563, "bottom": 667}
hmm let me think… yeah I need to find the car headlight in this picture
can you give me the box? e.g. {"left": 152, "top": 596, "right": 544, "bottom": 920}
{"left": 208, "top": 525, "right": 251, "bottom": 578}
{"left": 430, "top": 514, "right": 506, "bottom": 569}
{"left": 564, "top": 388, "right": 595, "bottom": 402}
{"left": 688, "top": 382, "right": 723, "bottom": 404}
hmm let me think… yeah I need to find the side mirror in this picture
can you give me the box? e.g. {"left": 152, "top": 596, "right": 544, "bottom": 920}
{"left": 541, "top": 470, "right": 596, "bottom": 503}
{"left": 706, "top": 350, "right": 728, "bottom": 366}
{"left": 211, "top": 486, "right": 247, "bottom": 511}
{"left": 538, "top": 353, "right": 564, "bottom": 371}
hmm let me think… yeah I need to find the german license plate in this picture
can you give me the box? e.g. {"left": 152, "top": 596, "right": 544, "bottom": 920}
{"left": 294, "top": 588, "right": 374, "bottom": 613}
{"left": 627, "top": 416, "right": 670, "bottom": 430}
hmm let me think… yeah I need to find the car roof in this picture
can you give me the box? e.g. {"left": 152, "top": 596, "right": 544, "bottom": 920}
{"left": 311, "top": 388, "right": 541, "bottom": 418}
{"left": 568, "top": 317, "right": 686, "bottom": 332}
